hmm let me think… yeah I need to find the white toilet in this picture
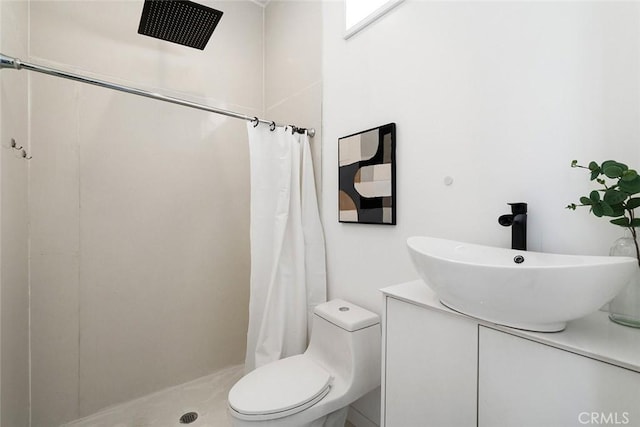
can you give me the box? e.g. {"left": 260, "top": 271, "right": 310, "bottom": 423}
{"left": 228, "top": 299, "right": 381, "bottom": 427}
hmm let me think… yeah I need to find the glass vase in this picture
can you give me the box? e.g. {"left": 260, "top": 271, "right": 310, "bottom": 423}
{"left": 608, "top": 231, "right": 640, "bottom": 328}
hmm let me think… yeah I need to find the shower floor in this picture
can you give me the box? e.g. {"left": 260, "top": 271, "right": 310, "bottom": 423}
{"left": 63, "top": 364, "right": 244, "bottom": 427}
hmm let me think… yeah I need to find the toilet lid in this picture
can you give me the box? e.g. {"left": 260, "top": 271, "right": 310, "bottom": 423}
{"left": 228, "top": 355, "right": 332, "bottom": 421}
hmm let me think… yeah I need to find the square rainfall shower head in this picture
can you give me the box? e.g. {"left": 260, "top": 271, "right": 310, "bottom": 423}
{"left": 138, "top": 0, "right": 223, "bottom": 50}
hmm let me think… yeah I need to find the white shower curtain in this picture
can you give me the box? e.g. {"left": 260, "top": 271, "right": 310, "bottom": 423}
{"left": 244, "top": 123, "right": 326, "bottom": 372}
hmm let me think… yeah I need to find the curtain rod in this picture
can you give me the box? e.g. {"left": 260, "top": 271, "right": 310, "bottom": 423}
{"left": 0, "top": 53, "right": 315, "bottom": 138}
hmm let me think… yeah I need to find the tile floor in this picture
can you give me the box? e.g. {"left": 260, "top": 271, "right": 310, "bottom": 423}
{"left": 62, "top": 364, "right": 356, "bottom": 427}
{"left": 63, "top": 364, "right": 245, "bottom": 427}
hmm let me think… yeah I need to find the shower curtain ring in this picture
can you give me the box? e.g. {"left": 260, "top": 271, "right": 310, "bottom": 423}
{"left": 269, "top": 121, "right": 276, "bottom": 131}
{"left": 252, "top": 117, "right": 259, "bottom": 128}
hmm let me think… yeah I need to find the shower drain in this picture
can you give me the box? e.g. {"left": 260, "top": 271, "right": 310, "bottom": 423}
{"left": 179, "top": 412, "right": 199, "bottom": 424}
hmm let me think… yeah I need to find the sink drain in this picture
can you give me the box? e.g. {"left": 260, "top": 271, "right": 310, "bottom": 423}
{"left": 179, "top": 412, "right": 198, "bottom": 424}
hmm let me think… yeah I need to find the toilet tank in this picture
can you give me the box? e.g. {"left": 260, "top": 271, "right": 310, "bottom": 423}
{"left": 314, "top": 299, "right": 379, "bottom": 332}
{"left": 305, "top": 300, "right": 381, "bottom": 398}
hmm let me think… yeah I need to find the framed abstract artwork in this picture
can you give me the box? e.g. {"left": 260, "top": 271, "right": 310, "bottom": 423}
{"left": 338, "top": 123, "right": 396, "bottom": 225}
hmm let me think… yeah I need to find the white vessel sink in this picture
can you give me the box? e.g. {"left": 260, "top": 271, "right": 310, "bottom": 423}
{"left": 407, "top": 236, "right": 638, "bottom": 332}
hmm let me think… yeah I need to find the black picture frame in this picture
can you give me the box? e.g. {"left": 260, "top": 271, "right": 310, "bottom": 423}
{"left": 338, "top": 123, "right": 396, "bottom": 225}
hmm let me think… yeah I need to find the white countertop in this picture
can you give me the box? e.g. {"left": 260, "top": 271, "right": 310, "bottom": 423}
{"left": 382, "top": 280, "right": 640, "bottom": 373}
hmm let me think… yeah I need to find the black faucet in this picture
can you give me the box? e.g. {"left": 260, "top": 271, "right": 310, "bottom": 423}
{"left": 498, "top": 203, "right": 527, "bottom": 251}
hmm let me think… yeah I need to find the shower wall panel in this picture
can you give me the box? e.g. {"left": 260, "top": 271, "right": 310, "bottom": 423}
{"left": 29, "top": 74, "right": 82, "bottom": 427}
{"left": 0, "top": 1, "right": 30, "bottom": 426}
{"left": 265, "top": 0, "right": 323, "bottom": 197}
{"left": 29, "top": 1, "right": 261, "bottom": 424}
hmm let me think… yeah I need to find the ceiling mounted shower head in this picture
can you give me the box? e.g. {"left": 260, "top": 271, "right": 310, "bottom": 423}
{"left": 138, "top": 0, "right": 223, "bottom": 50}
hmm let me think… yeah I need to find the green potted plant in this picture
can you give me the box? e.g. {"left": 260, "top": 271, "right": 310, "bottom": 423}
{"left": 567, "top": 160, "right": 640, "bottom": 327}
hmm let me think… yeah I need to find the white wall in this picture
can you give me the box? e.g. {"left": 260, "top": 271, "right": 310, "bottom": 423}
{"left": 323, "top": 0, "right": 640, "bottom": 312}
{"left": 0, "top": 0, "right": 30, "bottom": 425}
{"left": 322, "top": 1, "right": 640, "bottom": 424}
{"left": 28, "top": 1, "right": 261, "bottom": 424}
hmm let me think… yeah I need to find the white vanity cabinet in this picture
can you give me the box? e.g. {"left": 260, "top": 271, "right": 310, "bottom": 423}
{"left": 383, "top": 297, "right": 477, "bottom": 426}
{"left": 381, "top": 281, "right": 640, "bottom": 427}
{"left": 478, "top": 326, "right": 640, "bottom": 426}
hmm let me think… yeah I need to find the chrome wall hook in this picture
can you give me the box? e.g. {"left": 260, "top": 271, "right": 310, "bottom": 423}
{"left": 10, "top": 138, "right": 32, "bottom": 159}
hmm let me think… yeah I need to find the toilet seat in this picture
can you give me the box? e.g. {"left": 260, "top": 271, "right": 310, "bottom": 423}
{"left": 228, "top": 355, "right": 332, "bottom": 421}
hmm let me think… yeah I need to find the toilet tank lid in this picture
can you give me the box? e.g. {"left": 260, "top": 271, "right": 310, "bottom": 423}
{"left": 314, "top": 299, "right": 379, "bottom": 332}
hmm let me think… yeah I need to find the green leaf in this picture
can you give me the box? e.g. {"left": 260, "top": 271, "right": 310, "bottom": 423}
{"left": 601, "top": 201, "right": 614, "bottom": 215}
{"left": 590, "top": 190, "right": 601, "bottom": 202}
{"left": 589, "top": 161, "right": 600, "bottom": 171}
{"left": 610, "top": 217, "right": 631, "bottom": 227}
{"left": 604, "top": 189, "right": 626, "bottom": 205}
{"left": 600, "top": 201, "right": 614, "bottom": 216}
{"left": 632, "top": 218, "right": 640, "bottom": 227}
{"left": 619, "top": 176, "right": 640, "bottom": 195}
{"left": 626, "top": 198, "right": 640, "bottom": 209}
{"left": 602, "top": 160, "right": 628, "bottom": 172}
{"left": 592, "top": 203, "right": 604, "bottom": 217}
{"left": 603, "top": 165, "right": 623, "bottom": 179}
{"left": 601, "top": 160, "right": 615, "bottom": 169}
{"left": 579, "top": 197, "right": 592, "bottom": 205}
{"left": 609, "top": 203, "right": 625, "bottom": 217}
{"left": 622, "top": 169, "right": 638, "bottom": 182}
{"left": 590, "top": 169, "right": 600, "bottom": 181}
